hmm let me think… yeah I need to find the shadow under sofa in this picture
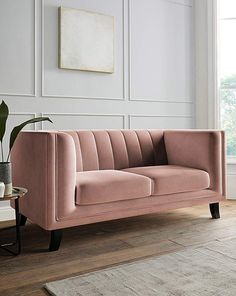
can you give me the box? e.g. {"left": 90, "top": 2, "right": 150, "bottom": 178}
{"left": 11, "top": 129, "right": 226, "bottom": 251}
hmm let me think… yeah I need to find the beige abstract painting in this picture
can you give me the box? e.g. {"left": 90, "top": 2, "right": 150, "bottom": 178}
{"left": 59, "top": 7, "right": 114, "bottom": 73}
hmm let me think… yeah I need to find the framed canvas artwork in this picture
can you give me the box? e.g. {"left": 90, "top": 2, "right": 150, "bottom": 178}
{"left": 59, "top": 7, "right": 114, "bottom": 73}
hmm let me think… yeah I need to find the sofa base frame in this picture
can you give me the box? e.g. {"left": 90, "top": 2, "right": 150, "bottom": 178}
{"left": 47, "top": 203, "right": 220, "bottom": 251}
{"left": 18, "top": 203, "right": 221, "bottom": 252}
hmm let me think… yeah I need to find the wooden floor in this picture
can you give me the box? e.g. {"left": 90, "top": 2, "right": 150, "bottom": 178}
{"left": 1, "top": 200, "right": 236, "bottom": 295}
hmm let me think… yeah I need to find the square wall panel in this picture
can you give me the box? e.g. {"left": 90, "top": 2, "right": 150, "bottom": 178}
{"left": 43, "top": 0, "right": 124, "bottom": 99}
{"left": 0, "top": 0, "right": 35, "bottom": 96}
{"left": 129, "top": 115, "right": 193, "bottom": 129}
{"left": 42, "top": 113, "right": 125, "bottom": 130}
{"left": 129, "top": 0, "right": 193, "bottom": 102}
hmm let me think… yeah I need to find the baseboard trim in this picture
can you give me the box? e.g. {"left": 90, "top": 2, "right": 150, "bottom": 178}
{"left": 227, "top": 174, "right": 236, "bottom": 199}
{"left": 0, "top": 206, "right": 15, "bottom": 221}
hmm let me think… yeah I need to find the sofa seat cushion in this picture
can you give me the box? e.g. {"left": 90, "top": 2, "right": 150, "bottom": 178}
{"left": 123, "top": 165, "right": 210, "bottom": 196}
{"left": 76, "top": 170, "right": 152, "bottom": 205}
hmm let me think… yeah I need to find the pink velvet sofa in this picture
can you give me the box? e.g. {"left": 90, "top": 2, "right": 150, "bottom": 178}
{"left": 11, "top": 130, "right": 226, "bottom": 251}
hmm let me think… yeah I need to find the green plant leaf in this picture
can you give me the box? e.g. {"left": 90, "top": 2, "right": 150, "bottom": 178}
{"left": 8, "top": 117, "right": 53, "bottom": 160}
{"left": 0, "top": 100, "right": 9, "bottom": 142}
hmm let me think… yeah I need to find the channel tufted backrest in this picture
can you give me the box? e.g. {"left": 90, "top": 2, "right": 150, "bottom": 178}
{"left": 63, "top": 130, "right": 167, "bottom": 172}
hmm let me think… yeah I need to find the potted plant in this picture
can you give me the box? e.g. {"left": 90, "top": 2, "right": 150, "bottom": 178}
{"left": 0, "top": 100, "right": 52, "bottom": 196}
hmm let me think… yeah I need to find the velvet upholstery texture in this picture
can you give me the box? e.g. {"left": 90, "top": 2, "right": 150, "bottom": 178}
{"left": 123, "top": 165, "right": 210, "bottom": 196}
{"left": 76, "top": 170, "right": 152, "bottom": 205}
{"left": 64, "top": 130, "right": 167, "bottom": 171}
{"left": 11, "top": 130, "right": 226, "bottom": 231}
{"left": 164, "top": 131, "right": 226, "bottom": 196}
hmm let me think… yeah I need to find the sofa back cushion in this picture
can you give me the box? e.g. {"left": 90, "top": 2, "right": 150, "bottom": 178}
{"left": 64, "top": 130, "right": 167, "bottom": 171}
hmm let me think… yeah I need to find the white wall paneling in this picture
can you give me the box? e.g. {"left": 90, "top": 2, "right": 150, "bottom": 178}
{"left": 129, "top": 114, "right": 193, "bottom": 129}
{"left": 129, "top": 0, "right": 194, "bottom": 103}
{"left": 41, "top": 113, "right": 125, "bottom": 129}
{"left": 0, "top": 0, "right": 195, "bottom": 220}
{"left": 0, "top": 0, "right": 36, "bottom": 96}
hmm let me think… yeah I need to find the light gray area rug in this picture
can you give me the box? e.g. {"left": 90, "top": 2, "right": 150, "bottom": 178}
{"left": 45, "top": 238, "right": 236, "bottom": 296}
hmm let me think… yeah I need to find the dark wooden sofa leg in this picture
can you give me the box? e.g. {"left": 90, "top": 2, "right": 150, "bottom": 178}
{"left": 19, "top": 214, "right": 27, "bottom": 226}
{"left": 49, "top": 230, "right": 62, "bottom": 251}
{"left": 209, "top": 203, "right": 220, "bottom": 219}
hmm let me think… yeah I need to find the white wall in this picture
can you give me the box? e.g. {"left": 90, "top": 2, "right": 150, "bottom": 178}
{"left": 0, "top": 0, "right": 195, "bottom": 220}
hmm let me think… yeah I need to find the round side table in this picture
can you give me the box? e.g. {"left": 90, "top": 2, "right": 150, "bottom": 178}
{"left": 0, "top": 187, "right": 27, "bottom": 255}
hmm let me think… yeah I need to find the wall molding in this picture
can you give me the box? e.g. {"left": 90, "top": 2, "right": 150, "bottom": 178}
{"left": 207, "top": 0, "right": 220, "bottom": 129}
{"left": 129, "top": 98, "right": 194, "bottom": 104}
{"left": 128, "top": 114, "right": 193, "bottom": 128}
{"left": 10, "top": 112, "right": 37, "bottom": 117}
{"left": 127, "top": 0, "right": 131, "bottom": 101}
{"left": 164, "top": 0, "right": 193, "bottom": 7}
{"left": 227, "top": 174, "right": 236, "bottom": 199}
{"left": 9, "top": 112, "right": 37, "bottom": 131}
{"left": 40, "top": 112, "right": 126, "bottom": 129}
{"left": 0, "top": 0, "right": 36, "bottom": 97}
{"left": 123, "top": 0, "right": 129, "bottom": 100}
{"left": 41, "top": 0, "right": 126, "bottom": 101}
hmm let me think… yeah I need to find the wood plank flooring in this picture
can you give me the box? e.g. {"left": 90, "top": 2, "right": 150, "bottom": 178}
{"left": 1, "top": 200, "right": 236, "bottom": 295}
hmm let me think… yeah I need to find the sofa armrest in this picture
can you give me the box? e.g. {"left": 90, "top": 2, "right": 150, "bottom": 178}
{"left": 11, "top": 131, "right": 76, "bottom": 230}
{"left": 164, "top": 130, "right": 226, "bottom": 196}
